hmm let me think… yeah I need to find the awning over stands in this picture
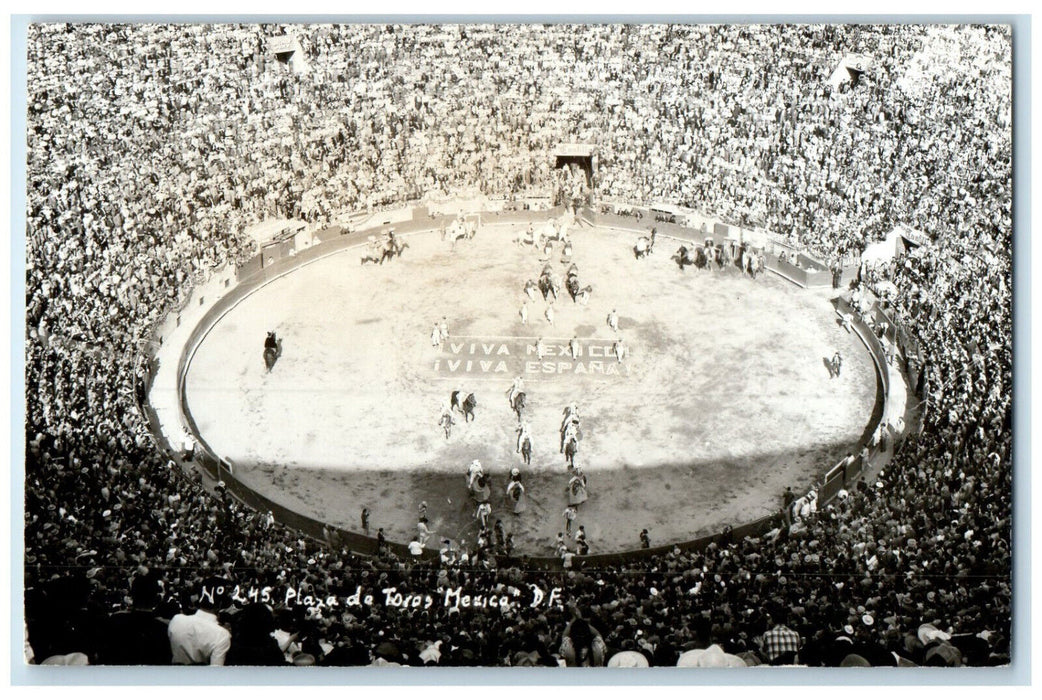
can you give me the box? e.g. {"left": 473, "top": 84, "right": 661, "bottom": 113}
{"left": 828, "top": 53, "right": 872, "bottom": 89}
{"left": 861, "top": 226, "right": 931, "bottom": 265}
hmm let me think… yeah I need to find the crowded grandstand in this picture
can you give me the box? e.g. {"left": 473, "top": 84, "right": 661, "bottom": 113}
{"left": 23, "top": 23, "right": 1012, "bottom": 667}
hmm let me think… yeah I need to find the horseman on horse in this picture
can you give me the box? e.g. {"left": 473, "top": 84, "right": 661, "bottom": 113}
{"left": 360, "top": 235, "right": 382, "bottom": 265}
{"left": 566, "top": 264, "right": 584, "bottom": 302}
{"left": 445, "top": 213, "right": 478, "bottom": 250}
{"left": 634, "top": 228, "right": 657, "bottom": 259}
{"left": 511, "top": 391, "right": 527, "bottom": 422}
{"left": 538, "top": 266, "right": 560, "bottom": 302}
{"left": 263, "top": 331, "right": 283, "bottom": 372}
{"left": 379, "top": 230, "right": 409, "bottom": 263}
{"left": 674, "top": 245, "right": 698, "bottom": 270}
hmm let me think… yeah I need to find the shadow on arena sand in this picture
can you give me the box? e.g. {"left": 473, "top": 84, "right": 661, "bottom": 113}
{"left": 229, "top": 439, "right": 856, "bottom": 557}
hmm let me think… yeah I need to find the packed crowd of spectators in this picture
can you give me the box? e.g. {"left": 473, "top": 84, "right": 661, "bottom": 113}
{"left": 24, "top": 22, "right": 1011, "bottom": 667}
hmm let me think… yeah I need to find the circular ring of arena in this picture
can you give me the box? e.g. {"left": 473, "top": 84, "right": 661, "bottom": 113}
{"left": 160, "top": 202, "right": 891, "bottom": 562}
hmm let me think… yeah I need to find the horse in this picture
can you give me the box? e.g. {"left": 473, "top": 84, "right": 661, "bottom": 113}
{"left": 360, "top": 236, "right": 383, "bottom": 265}
{"left": 568, "top": 474, "right": 588, "bottom": 507}
{"left": 263, "top": 338, "right": 283, "bottom": 372}
{"left": 445, "top": 219, "right": 477, "bottom": 250}
{"left": 564, "top": 436, "right": 578, "bottom": 469}
{"left": 470, "top": 474, "right": 491, "bottom": 504}
{"left": 516, "top": 225, "right": 537, "bottom": 248}
{"left": 538, "top": 274, "right": 559, "bottom": 302}
{"left": 560, "top": 241, "right": 574, "bottom": 263}
{"left": 674, "top": 245, "right": 697, "bottom": 270}
{"left": 460, "top": 393, "right": 477, "bottom": 422}
{"left": 506, "top": 479, "right": 527, "bottom": 514}
{"left": 634, "top": 229, "right": 657, "bottom": 259}
{"left": 379, "top": 237, "right": 409, "bottom": 264}
{"left": 704, "top": 244, "right": 719, "bottom": 270}
{"left": 566, "top": 274, "right": 581, "bottom": 301}
{"left": 511, "top": 391, "right": 527, "bottom": 422}
{"left": 452, "top": 390, "right": 477, "bottom": 422}
{"left": 719, "top": 242, "right": 734, "bottom": 268}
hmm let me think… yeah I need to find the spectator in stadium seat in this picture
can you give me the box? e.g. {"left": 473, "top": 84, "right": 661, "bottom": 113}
{"left": 559, "top": 615, "right": 607, "bottom": 667}
{"left": 225, "top": 603, "right": 287, "bottom": 666}
{"left": 97, "top": 572, "right": 172, "bottom": 665}
{"left": 167, "top": 581, "right": 232, "bottom": 665}
{"left": 760, "top": 610, "right": 803, "bottom": 665}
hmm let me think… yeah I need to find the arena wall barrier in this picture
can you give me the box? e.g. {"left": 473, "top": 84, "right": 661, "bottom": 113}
{"left": 157, "top": 200, "right": 902, "bottom": 568}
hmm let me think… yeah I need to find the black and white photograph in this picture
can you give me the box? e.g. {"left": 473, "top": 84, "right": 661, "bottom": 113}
{"left": 13, "top": 12, "right": 1023, "bottom": 681}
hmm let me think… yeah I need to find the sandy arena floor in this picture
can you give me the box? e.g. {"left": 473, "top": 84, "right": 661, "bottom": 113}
{"left": 184, "top": 223, "right": 877, "bottom": 554}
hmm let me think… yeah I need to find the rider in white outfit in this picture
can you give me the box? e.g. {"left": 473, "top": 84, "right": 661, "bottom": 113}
{"left": 507, "top": 376, "right": 525, "bottom": 405}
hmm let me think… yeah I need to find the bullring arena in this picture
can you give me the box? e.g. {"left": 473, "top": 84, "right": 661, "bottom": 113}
{"left": 152, "top": 204, "right": 898, "bottom": 556}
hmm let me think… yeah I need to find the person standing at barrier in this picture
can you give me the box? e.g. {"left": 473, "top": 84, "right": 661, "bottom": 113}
{"left": 417, "top": 517, "right": 433, "bottom": 546}
{"left": 782, "top": 487, "right": 795, "bottom": 527}
{"left": 361, "top": 507, "right": 371, "bottom": 537}
{"left": 639, "top": 529, "right": 651, "bottom": 549}
{"left": 182, "top": 428, "right": 196, "bottom": 463}
{"left": 575, "top": 526, "right": 589, "bottom": 555}
{"left": 493, "top": 519, "right": 505, "bottom": 548}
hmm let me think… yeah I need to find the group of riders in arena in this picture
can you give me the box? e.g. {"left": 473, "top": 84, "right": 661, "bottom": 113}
{"left": 673, "top": 236, "right": 768, "bottom": 277}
